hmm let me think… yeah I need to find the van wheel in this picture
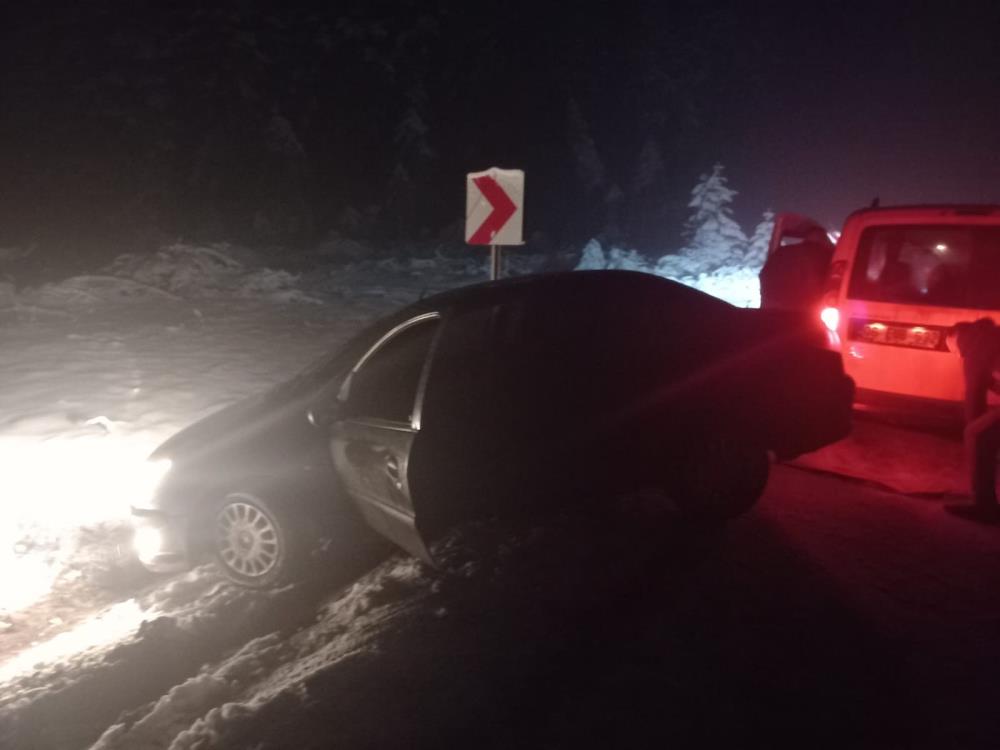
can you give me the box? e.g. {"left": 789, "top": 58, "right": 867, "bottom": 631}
{"left": 214, "top": 491, "right": 303, "bottom": 589}
{"left": 669, "top": 435, "right": 769, "bottom": 524}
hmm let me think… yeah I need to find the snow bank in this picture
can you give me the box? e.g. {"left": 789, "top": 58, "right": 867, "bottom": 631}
{"left": 102, "top": 243, "right": 322, "bottom": 304}
{"left": 9, "top": 244, "right": 322, "bottom": 313}
{"left": 305, "top": 246, "right": 572, "bottom": 308}
{"left": 46, "top": 503, "right": 681, "bottom": 750}
{"left": 576, "top": 239, "right": 762, "bottom": 308}
{"left": 89, "top": 643, "right": 258, "bottom": 750}
{"left": 679, "top": 267, "right": 761, "bottom": 309}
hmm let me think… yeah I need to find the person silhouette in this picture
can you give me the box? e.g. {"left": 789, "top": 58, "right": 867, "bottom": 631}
{"left": 759, "top": 228, "right": 834, "bottom": 311}
{"left": 946, "top": 318, "right": 1000, "bottom": 523}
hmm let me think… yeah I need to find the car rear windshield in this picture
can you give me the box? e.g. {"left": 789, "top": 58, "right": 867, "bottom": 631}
{"left": 847, "top": 224, "right": 1000, "bottom": 309}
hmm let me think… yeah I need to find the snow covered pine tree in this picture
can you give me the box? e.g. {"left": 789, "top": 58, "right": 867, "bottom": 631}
{"left": 679, "top": 163, "right": 748, "bottom": 275}
{"left": 745, "top": 209, "right": 775, "bottom": 272}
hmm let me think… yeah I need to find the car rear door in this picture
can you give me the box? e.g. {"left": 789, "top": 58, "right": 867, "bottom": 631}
{"left": 330, "top": 312, "right": 442, "bottom": 563}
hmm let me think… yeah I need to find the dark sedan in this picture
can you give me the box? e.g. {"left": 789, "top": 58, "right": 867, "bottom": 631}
{"left": 131, "top": 271, "right": 854, "bottom": 587}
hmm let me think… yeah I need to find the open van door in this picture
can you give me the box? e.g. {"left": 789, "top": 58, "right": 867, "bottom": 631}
{"left": 760, "top": 212, "right": 836, "bottom": 313}
{"left": 766, "top": 212, "right": 834, "bottom": 259}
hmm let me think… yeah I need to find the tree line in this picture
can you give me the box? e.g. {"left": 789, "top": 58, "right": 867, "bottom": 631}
{"left": 0, "top": 1, "right": 763, "bottom": 279}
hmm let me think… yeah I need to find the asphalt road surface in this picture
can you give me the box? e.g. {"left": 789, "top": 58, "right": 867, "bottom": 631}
{"left": 554, "top": 462, "right": 1000, "bottom": 749}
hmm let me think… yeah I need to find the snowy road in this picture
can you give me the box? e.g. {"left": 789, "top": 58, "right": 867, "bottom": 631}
{"left": 3, "top": 463, "right": 1000, "bottom": 748}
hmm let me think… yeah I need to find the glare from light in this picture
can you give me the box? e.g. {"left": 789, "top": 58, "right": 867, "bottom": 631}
{"left": 934, "top": 243, "right": 948, "bottom": 254}
{"left": 133, "top": 526, "right": 164, "bottom": 561}
{"left": 0, "top": 555, "right": 61, "bottom": 618}
{"left": 820, "top": 306, "right": 840, "bottom": 332}
{"left": 667, "top": 267, "right": 761, "bottom": 308}
{"left": 0, "top": 435, "right": 165, "bottom": 614}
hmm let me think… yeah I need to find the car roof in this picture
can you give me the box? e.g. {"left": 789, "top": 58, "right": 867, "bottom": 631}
{"left": 274, "top": 271, "right": 719, "bottom": 401}
{"left": 323, "top": 270, "right": 719, "bottom": 379}
{"left": 844, "top": 204, "right": 1000, "bottom": 224}
{"left": 406, "top": 269, "right": 711, "bottom": 317}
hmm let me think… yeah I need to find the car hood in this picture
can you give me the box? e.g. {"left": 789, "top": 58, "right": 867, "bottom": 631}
{"left": 149, "top": 388, "right": 304, "bottom": 464}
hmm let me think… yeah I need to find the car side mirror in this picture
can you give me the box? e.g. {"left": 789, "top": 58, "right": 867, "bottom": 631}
{"left": 306, "top": 400, "right": 339, "bottom": 429}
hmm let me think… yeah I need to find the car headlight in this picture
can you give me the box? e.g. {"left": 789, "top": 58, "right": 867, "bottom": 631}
{"left": 135, "top": 458, "right": 173, "bottom": 506}
{"left": 133, "top": 525, "right": 164, "bottom": 560}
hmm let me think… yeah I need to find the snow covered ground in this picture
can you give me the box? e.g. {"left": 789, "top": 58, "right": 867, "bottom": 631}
{"left": 0, "top": 242, "right": 980, "bottom": 748}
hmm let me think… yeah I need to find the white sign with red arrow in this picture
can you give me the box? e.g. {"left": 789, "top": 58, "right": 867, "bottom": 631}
{"left": 465, "top": 167, "right": 524, "bottom": 246}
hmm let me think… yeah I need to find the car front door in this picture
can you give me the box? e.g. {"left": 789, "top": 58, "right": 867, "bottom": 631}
{"left": 330, "top": 312, "right": 442, "bottom": 563}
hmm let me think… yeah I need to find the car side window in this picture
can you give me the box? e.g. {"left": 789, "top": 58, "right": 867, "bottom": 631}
{"left": 419, "top": 305, "right": 503, "bottom": 424}
{"left": 343, "top": 316, "right": 440, "bottom": 423}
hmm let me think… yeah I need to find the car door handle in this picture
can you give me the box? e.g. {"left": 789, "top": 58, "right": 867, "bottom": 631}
{"left": 384, "top": 456, "right": 403, "bottom": 489}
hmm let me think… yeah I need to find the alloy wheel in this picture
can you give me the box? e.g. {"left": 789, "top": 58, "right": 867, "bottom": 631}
{"left": 216, "top": 499, "right": 281, "bottom": 580}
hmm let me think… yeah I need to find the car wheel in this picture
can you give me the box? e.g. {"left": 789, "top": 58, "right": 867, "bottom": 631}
{"left": 213, "top": 491, "right": 301, "bottom": 588}
{"left": 669, "top": 434, "right": 769, "bottom": 524}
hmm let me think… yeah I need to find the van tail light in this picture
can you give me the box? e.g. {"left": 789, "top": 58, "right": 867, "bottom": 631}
{"left": 818, "top": 260, "right": 847, "bottom": 332}
{"left": 820, "top": 306, "right": 840, "bottom": 332}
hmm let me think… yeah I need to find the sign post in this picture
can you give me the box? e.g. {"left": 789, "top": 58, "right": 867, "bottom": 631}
{"left": 465, "top": 167, "right": 524, "bottom": 280}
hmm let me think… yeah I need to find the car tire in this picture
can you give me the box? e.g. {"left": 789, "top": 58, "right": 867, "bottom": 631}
{"left": 213, "top": 490, "right": 304, "bottom": 589}
{"left": 669, "top": 434, "right": 770, "bottom": 524}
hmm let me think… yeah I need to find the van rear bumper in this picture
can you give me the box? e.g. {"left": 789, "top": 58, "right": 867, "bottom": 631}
{"left": 854, "top": 387, "right": 963, "bottom": 430}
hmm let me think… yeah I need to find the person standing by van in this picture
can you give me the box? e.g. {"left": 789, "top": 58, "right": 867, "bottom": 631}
{"left": 947, "top": 318, "right": 1000, "bottom": 523}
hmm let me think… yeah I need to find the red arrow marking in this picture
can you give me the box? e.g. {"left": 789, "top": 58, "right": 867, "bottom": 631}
{"left": 469, "top": 175, "right": 517, "bottom": 244}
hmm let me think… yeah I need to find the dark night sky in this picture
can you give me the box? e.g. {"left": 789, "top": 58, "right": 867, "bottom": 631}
{"left": 3, "top": 0, "right": 1000, "bottom": 264}
{"left": 714, "top": 2, "right": 1000, "bottom": 228}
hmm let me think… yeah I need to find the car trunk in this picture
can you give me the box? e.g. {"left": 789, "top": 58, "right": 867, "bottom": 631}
{"left": 716, "top": 307, "right": 854, "bottom": 459}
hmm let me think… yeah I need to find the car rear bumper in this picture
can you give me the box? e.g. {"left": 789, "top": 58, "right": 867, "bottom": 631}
{"left": 771, "top": 372, "right": 856, "bottom": 460}
{"left": 130, "top": 507, "right": 192, "bottom": 573}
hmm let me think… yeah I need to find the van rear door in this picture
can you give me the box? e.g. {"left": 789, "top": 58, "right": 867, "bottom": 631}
{"left": 766, "top": 213, "right": 833, "bottom": 259}
{"left": 839, "top": 222, "right": 1000, "bottom": 403}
